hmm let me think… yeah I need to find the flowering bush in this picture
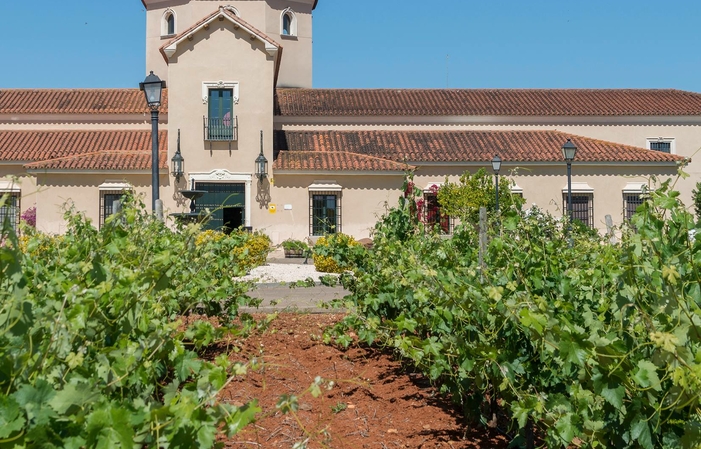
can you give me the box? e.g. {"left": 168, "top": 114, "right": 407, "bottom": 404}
{"left": 312, "top": 233, "right": 365, "bottom": 273}
{"left": 20, "top": 206, "right": 36, "bottom": 228}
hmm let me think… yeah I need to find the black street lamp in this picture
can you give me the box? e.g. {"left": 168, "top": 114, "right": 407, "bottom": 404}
{"left": 255, "top": 130, "right": 268, "bottom": 182}
{"left": 562, "top": 139, "right": 578, "bottom": 222}
{"left": 139, "top": 71, "right": 166, "bottom": 212}
{"left": 491, "top": 154, "right": 502, "bottom": 213}
{"left": 171, "top": 129, "right": 184, "bottom": 183}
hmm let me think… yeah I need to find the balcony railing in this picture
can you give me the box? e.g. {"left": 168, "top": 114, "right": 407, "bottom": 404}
{"left": 204, "top": 115, "right": 238, "bottom": 141}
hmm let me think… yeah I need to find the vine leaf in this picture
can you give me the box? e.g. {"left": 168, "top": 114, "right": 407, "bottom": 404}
{"left": 633, "top": 360, "right": 662, "bottom": 391}
{"left": 631, "top": 418, "right": 654, "bottom": 449}
{"left": 0, "top": 395, "right": 25, "bottom": 439}
{"left": 599, "top": 384, "right": 625, "bottom": 409}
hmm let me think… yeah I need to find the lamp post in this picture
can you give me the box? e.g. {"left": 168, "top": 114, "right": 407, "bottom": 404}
{"left": 491, "top": 154, "right": 502, "bottom": 213}
{"left": 561, "top": 139, "right": 578, "bottom": 222}
{"left": 139, "top": 71, "right": 166, "bottom": 212}
{"left": 171, "top": 129, "right": 184, "bottom": 183}
{"left": 255, "top": 130, "right": 268, "bottom": 182}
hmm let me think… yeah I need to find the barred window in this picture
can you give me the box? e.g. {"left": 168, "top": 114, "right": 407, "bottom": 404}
{"left": 0, "top": 192, "right": 20, "bottom": 231}
{"left": 647, "top": 138, "right": 674, "bottom": 154}
{"left": 100, "top": 190, "right": 129, "bottom": 227}
{"left": 423, "top": 193, "right": 452, "bottom": 234}
{"left": 310, "top": 191, "right": 341, "bottom": 236}
{"left": 563, "top": 193, "right": 594, "bottom": 228}
{"left": 624, "top": 192, "right": 644, "bottom": 221}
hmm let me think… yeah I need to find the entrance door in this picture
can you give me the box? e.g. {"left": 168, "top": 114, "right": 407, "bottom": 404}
{"left": 222, "top": 207, "right": 243, "bottom": 234}
{"left": 195, "top": 182, "right": 245, "bottom": 232}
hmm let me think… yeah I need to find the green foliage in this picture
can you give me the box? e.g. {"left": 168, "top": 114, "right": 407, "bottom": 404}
{"left": 281, "top": 239, "right": 309, "bottom": 251}
{"left": 437, "top": 168, "right": 524, "bottom": 224}
{"left": 327, "top": 175, "right": 701, "bottom": 448}
{"left": 312, "top": 233, "right": 366, "bottom": 274}
{"left": 195, "top": 228, "right": 272, "bottom": 273}
{"left": 0, "top": 197, "right": 263, "bottom": 448}
{"left": 692, "top": 181, "right": 701, "bottom": 224}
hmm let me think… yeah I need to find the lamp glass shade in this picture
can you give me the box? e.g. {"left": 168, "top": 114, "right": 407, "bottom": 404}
{"left": 255, "top": 151, "right": 268, "bottom": 179}
{"left": 171, "top": 149, "right": 184, "bottom": 179}
{"left": 562, "top": 139, "right": 577, "bottom": 162}
{"left": 139, "top": 71, "right": 165, "bottom": 107}
{"left": 491, "top": 154, "right": 502, "bottom": 173}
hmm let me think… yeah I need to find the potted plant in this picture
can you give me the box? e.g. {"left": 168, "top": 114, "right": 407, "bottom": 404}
{"left": 281, "top": 239, "right": 309, "bottom": 258}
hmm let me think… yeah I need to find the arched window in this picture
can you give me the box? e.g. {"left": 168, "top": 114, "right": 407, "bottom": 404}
{"left": 162, "top": 9, "right": 176, "bottom": 36}
{"left": 280, "top": 8, "right": 297, "bottom": 37}
{"left": 167, "top": 14, "right": 175, "bottom": 35}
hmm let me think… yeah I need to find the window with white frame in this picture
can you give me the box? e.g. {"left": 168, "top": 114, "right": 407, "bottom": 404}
{"left": 162, "top": 9, "right": 176, "bottom": 37}
{"left": 562, "top": 182, "right": 594, "bottom": 228}
{"left": 0, "top": 191, "right": 20, "bottom": 231}
{"left": 309, "top": 182, "right": 341, "bottom": 236}
{"left": 647, "top": 137, "right": 674, "bottom": 154}
{"left": 203, "top": 82, "right": 239, "bottom": 142}
{"left": 99, "top": 183, "right": 131, "bottom": 227}
{"left": 623, "top": 182, "right": 646, "bottom": 221}
{"left": 280, "top": 8, "right": 297, "bottom": 37}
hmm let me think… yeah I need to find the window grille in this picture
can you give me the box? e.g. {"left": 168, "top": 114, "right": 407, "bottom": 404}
{"left": 310, "top": 192, "right": 341, "bottom": 236}
{"left": 0, "top": 192, "right": 20, "bottom": 231}
{"left": 100, "top": 191, "right": 128, "bottom": 227}
{"left": 623, "top": 193, "right": 644, "bottom": 221}
{"left": 650, "top": 141, "right": 671, "bottom": 153}
{"left": 423, "top": 193, "right": 452, "bottom": 234}
{"left": 563, "top": 193, "right": 594, "bottom": 228}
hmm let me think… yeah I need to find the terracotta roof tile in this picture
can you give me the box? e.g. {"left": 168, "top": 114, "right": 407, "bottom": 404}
{"left": 23, "top": 150, "right": 167, "bottom": 171}
{"left": 273, "top": 151, "right": 413, "bottom": 171}
{"left": 0, "top": 89, "right": 167, "bottom": 115}
{"left": 0, "top": 130, "right": 167, "bottom": 171}
{"left": 275, "top": 88, "right": 701, "bottom": 117}
{"left": 274, "top": 130, "right": 684, "bottom": 165}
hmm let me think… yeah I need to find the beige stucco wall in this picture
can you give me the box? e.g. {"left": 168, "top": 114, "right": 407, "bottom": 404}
{"left": 32, "top": 173, "right": 158, "bottom": 234}
{"left": 145, "top": 0, "right": 313, "bottom": 88}
{"left": 280, "top": 120, "right": 701, "bottom": 212}
{"left": 0, "top": 169, "right": 37, "bottom": 223}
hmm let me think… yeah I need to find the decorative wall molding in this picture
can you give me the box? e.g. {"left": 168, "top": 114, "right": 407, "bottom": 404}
{"left": 202, "top": 81, "right": 239, "bottom": 105}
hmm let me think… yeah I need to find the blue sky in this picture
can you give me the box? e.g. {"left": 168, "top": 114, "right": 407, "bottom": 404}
{"left": 1, "top": 0, "right": 700, "bottom": 90}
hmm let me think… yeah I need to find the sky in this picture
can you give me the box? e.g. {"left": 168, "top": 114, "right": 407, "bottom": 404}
{"left": 1, "top": 0, "right": 700, "bottom": 90}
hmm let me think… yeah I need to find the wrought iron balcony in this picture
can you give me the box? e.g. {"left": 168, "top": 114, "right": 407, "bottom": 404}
{"left": 203, "top": 115, "right": 238, "bottom": 141}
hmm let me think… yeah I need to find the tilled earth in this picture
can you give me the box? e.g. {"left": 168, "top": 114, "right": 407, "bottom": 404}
{"left": 217, "top": 313, "right": 510, "bottom": 448}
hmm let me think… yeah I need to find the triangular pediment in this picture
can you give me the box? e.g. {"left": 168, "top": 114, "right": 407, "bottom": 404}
{"left": 159, "top": 7, "right": 281, "bottom": 62}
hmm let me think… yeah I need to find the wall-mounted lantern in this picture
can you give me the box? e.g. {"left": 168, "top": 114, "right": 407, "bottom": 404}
{"left": 255, "top": 130, "right": 268, "bottom": 182}
{"left": 171, "top": 129, "right": 184, "bottom": 183}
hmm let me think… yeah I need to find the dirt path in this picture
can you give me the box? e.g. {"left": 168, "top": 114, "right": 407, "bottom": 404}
{"left": 218, "top": 313, "right": 510, "bottom": 448}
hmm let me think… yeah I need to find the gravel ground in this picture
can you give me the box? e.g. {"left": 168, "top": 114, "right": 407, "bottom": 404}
{"left": 240, "top": 262, "right": 332, "bottom": 284}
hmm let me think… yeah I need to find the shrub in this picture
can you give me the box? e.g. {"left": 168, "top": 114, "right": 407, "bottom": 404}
{"left": 693, "top": 181, "right": 701, "bottom": 224}
{"left": 232, "top": 231, "right": 272, "bottom": 271}
{"left": 312, "top": 233, "right": 365, "bottom": 273}
{"left": 20, "top": 206, "right": 36, "bottom": 228}
{"left": 281, "top": 239, "right": 308, "bottom": 251}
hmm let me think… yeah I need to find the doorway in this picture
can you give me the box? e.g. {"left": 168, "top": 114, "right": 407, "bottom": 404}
{"left": 222, "top": 207, "right": 244, "bottom": 234}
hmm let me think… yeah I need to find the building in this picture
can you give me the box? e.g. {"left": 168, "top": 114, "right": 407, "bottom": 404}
{"left": 1, "top": 0, "right": 699, "bottom": 242}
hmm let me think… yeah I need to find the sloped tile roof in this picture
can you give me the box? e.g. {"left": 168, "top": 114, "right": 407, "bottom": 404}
{"left": 0, "top": 130, "right": 167, "bottom": 171}
{"left": 274, "top": 130, "right": 684, "bottom": 167}
{"left": 23, "top": 151, "right": 167, "bottom": 171}
{"left": 275, "top": 88, "right": 701, "bottom": 117}
{"left": 274, "top": 150, "right": 413, "bottom": 171}
{"left": 0, "top": 89, "right": 168, "bottom": 115}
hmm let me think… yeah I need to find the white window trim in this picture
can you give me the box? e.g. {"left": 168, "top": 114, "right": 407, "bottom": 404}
{"left": 422, "top": 182, "right": 443, "bottom": 192}
{"left": 202, "top": 81, "right": 239, "bottom": 105}
{"left": 98, "top": 181, "right": 132, "bottom": 191}
{"left": 308, "top": 181, "right": 342, "bottom": 192}
{"left": 562, "top": 182, "right": 594, "bottom": 193}
{"left": 188, "top": 170, "right": 252, "bottom": 228}
{"left": 0, "top": 180, "right": 20, "bottom": 192}
{"left": 161, "top": 9, "right": 177, "bottom": 37}
{"left": 223, "top": 5, "right": 240, "bottom": 17}
{"left": 646, "top": 137, "right": 675, "bottom": 154}
{"left": 622, "top": 182, "right": 647, "bottom": 194}
{"left": 510, "top": 183, "right": 523, "bottom": 194}
{"left": 280, "top": 8, "right": 298, "bottom": 37}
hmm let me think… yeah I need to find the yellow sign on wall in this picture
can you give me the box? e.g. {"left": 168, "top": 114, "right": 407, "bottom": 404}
{"left": 269, "top": 204, "right": 277, "bottom": 214}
